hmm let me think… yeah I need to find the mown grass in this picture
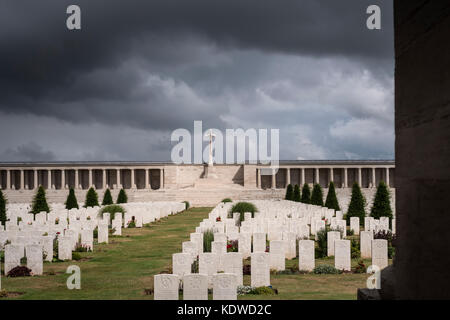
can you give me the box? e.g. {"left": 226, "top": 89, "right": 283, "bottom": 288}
{"left": 1, "top": 207, "right": 381, "bottom": 300}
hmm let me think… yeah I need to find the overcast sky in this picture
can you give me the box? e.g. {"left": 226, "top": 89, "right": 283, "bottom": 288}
{"left": 0, "top": 0, "right": 394, "bottom": 162}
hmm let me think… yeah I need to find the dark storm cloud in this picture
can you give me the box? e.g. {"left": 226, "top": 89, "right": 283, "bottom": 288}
{"left": 0, "top": 0, "right": 394, "bottom": 161}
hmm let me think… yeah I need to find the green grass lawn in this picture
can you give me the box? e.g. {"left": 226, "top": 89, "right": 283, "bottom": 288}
{"left": 1, "top": 207, "right": 381, "bottom": 300}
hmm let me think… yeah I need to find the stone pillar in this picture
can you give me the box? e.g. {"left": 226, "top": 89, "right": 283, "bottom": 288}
{"left": 386, "top": 168, "right": 390, "bottom": 188}
{"left": 286, "top": 168, "right": 290, "bottom": 186}
{"left": 6, "top": 169, "right": 10, "bottom": 190}
{"left": 145, "top": 169, "right": 149, "bottom": 189}
{"left": 344, "top": 168, "right": 348, "bottom": 188}
{"left": 131, "top": 169, "right": 135, "bottom": 189}
{"left": 271, "top": 169, "right": 276, "bottom": 189}
{"left": 34, "top": 170, "right": 38, "bottom": 189}
{"left": 256, "top": 169, "right": 260, "bottom": 188}
{"left": 358, "top": 168, "right": 362, "bottom": 186}
{"left": 48, "top": 169, "right": 51, "bottom": 189}
{"left": 117, "top": 169, "right": 120, "bottom": 188}
{"left": 160, "top": 168, "right": 164, "bottom": 189}
{"left": 301, "top": 168, "right": 305, "bottom": 186}
{"left": 330, "top": 168, "right": 334, "bottom": 182}
{"left": 61, "top": 169, "right": 65, "bottom": 189}
{"left": 21, "top": 169, "right": 25, "bottom": 190}
{"left": 88, "top": 169, "right": 92, "bottom": 188}
{"left": 102, "top": 169, "right": 107, "bottom": 189}
{"left": 315, "top": 168, "right": 319, "bottom": 184}
{"left": 74, "top": 169, "right": 79, "bottom": 189}
{"left": 371, "top": 168, "right": 376, "bottom": 188}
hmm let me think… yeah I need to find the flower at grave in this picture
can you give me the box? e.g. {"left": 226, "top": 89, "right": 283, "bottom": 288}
{"left": 216, "top": 217, "right": 221, "bottom": 222}
{"left": 227, "top": 244, "right": 232, "bottom": 249}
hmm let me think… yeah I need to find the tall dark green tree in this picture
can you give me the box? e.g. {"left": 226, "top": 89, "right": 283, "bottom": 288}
{"left": 0, "top": 189, "right": 7, "bottom": 225}
{"left": 301, "top": 183, "right": 311, "bottom": 204}
{"left": 102, "top": 188, "right": 113, "bottom": 206}
{"left": 311, "top": 183, "right": 324, "bottom": 206}
{"left": 84, "top": 187, "right": 99, "bottom": 208}
{"left": 370, "top": 181, "right": 393, "bottom": 220}
{"left": 116, "top": 188, "right": 128, "bottom": 204}
{"left": 325, "top": 181, "right": 340, "bottom": 211}
{"left": 293, "top": 184, "right": 301, "bottom": 202}
{"left": 285, "top": 184, "right": 294, "bottom": 200}
{"left": 65, "top": 188, "right": 79, "bottom": 210}
{"left": 31, "top": 186, "right": 50, "bottom": 215}
{"left": 346, "top": 182, "right": 366, "bottom": 225}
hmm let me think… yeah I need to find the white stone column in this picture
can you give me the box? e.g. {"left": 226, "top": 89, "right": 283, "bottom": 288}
{"left": 315, "top": 168, "right": 319, "bottom": 184}
{"left": 61, "top": 169, "right": 66, "bottom": 189}
{"left": 330, "top": 168, "right": 334, "bottom": 182}
{"left": 34, "top": 169, "right": 38, "bottom": 189}
{"left": 301, "top": 168, "right": 305, "bottom": 186}
{"left": 74, "top": 169, "right": 79, "bottom": 189}
{"left": 286, "top": 168, "right": 290, "bottom": 186}
{"left": 372, "top": 168, "right": 376, "bottom": 188}
{"left": 6, "top": 169, "right": 10, "bottom": 190}
{"left": 48, "top": 169, "right": 51, "bottom": 189}
{"left": 145, "top": 169, "right": 149, "bottom": 189}
{"left": 344, "top": 168, "right": 348, "bottom": 188}
{"left": 102, "top": 169, "right": 107, "bottom": 189}
{"left": 116, "top": 169, "right": 120, "bottom": 188}
{"left": 160, "top": 168, "right": 164, "bottom": 189}
{"left": 386, "top": 168, "right": 390, "bottom": 188}
{"left": 358, "top": 168, "right": 362, "bottom": 186}
{"left": 88, "top": 169, "right": 92, "bottom": 188}
{"left": 131, "top": 169, "right": 135, "bottom": 189}
{"left": 21, "top": 169, "right": 25, "bottom": 190}
{"left": 271, "top": 169, "right": 276, "bottom": 189}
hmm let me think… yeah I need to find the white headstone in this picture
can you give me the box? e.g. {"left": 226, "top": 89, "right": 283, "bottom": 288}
{"left": 183, "top": 274, "right": 208, "bottom": 300}
{"left": 238, "top": 233, "right": 251, "bottom": 259}
{"left": 269, "top": 240, "right": 285, "bottom": 271}
{"left": 372, "top": 239, "right": 388, "bottom": 270}
{"left": 213, "top": 273, "right": 237, "bottom": 300}
{"left": 252, "top": 233, "right": 266, "bottom": 253}
{"left": 58, "top": 236, "right": 72, "bottom": 260}
{"left": 360, "top": 231, "right": 373, "bottom": 258}
{"left": 334, "top": 240, "right": 351, "bottom": 271}
{"left": 350, "top": 217, "right": 360, "bottom": 235}
{"left": 154, "top": 274, "right": 179, "bottom": 300}
{"left": 223, "top": 252, "right": 243, "bottom": 286}
{"left": 26, "top": 244, "right": 43, "bottom": 275}
{"left": 172, "top": 253, "right": 192, "bottom": 277}
{"left": 251, "top": 252, "right": 270, "bottom": 287}
{"left": 298, "top": 240, "right": 315, "bottom": 271}
{"left": 199, "top": 253, "right": 218, "bottom": 287}
{"left": 4, "top": 244, "right": 22, "bottom": 274}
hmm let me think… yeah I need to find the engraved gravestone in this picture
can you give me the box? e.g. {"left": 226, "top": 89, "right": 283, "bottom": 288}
{"left": 334, "top": 240, "right": 351, "bottom": 271}
{"left": 298, "top": 240, "right": 315, "bottom": 271}
{"left": 154, "top": 274, "right": 180, "bottom": 300}
{"left": 213, "top": 273, "right": 237, "bottom": 300}
{"left": 183, "top": 273, "right": 208, "bottom": 300}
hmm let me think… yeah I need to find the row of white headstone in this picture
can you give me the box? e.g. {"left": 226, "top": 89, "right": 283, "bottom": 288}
{"left": 159, "top": 200, "right": 393, "bottom": 299}
{"left": 1, "top": 201, "right": 187, "bottom": 276}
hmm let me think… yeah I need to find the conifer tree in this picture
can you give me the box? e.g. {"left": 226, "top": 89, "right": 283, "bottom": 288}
{"left": 311, "top": 183, "right": 324, "bottom": 206}
{"left": 293, "top": 184, "right": 301, "bottom": 202}
{"left": 301, "top": 183, "right": 311, "bottom": 204}
{"left": 116, "top": 188, "right": 128, "bottom": 204}
{"left": 325, "top": 181, "right": 340, "bottom": 211}
{"left": 285, "top": 184, "right": 294, "bottom": 201}
{"left": 370, "top": 181, "right": 393, "bottom": 220}
{"left": 84, "top": 187, "right": 99, "bottom": 208}
{"left": 31, "top": 185, "right": 50, "bottom": 215}
{"left": 0, "top": 189, "right": 7, "bottom": 225}
{"left": 65, "top": 188, "right": 79, "bottom": 210}
{"left": 102, "top": 188, "right": 113, "bottom": 206}
{"left": 346, "top": 182, "right": 366, "bottom": 225}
